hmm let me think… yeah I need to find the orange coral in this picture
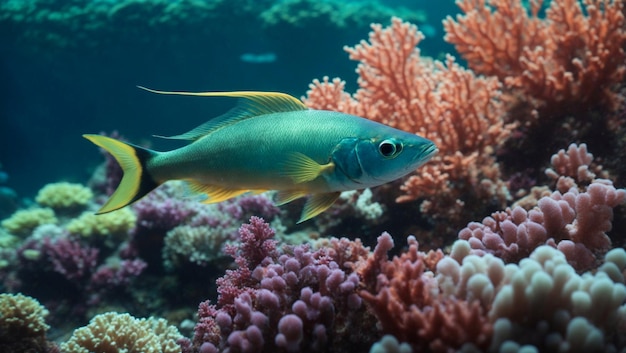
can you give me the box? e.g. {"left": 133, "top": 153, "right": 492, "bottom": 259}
{"left": 444, "top": 0, "right": 626, "bottom": 114}
{"left": 357, "top": 234, "right": 491, "bottom": 352}
{"left": 304, "top": 17, "right": 513, "bottom": 227}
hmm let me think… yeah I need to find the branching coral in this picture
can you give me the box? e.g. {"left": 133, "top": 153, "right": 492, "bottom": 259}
{"left": 186, "top": 218, "right": 626, "bottom": 352}
{"left": 304, "top": 17, "right": 513, "bottom": 232}
{"left": 130, "top": 182, "right": 282, "bottom": 272}
{"left": 0, "top": 293, "right": 52, "bottom": 352}
{"left": 444, "top": 0, "right": 626, "bottom": 114}
{"left": 42, "top": 236, "right": 99, "bottom": 282}
{"left": 0, "top": 292, "right": 49, "bottom": 337}
{"left": 358, "top": 233, "right": 491, "bottom": 352}
{"left": 89, "top": 258, "right": 147, "bottom": 291}
{"left": 61, "top": 312, "right": 182, "bottom": 353}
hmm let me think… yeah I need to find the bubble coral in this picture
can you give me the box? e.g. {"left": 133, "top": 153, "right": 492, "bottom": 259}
{"left": 487, "top": 246, "right": 626, "bottom": 352}
{"left": 61, "top": 312, "right": 183, "bottom": 353}
{"left": 192, "top": 217, "right": 374, "bottom": 353}
{"left": 1, "top": 207, "right": 57, "bottom": 236}
{"left": 35, "top": 182, "right": 93, "bottom": 212}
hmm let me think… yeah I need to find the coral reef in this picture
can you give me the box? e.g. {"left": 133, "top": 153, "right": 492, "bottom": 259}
{"left": 162, "top": 225, "right": 231, "bottom": 270}
{"left": 0, "top": 0, "right": 425, "bottom": 52}
{"left": 35, "top": 182, "right": 93, "bottom": 213}
{"left": 443, "top": 0, "right": 626, "bottom": 183}
{"left": 261, "top": 0, "right": 426, "bottom": 30}
{"left": 61, "top": 312, "right": 182, "bottom": 353}
{"left": 444, "top": 0, "right": 626, "bottom": 114}
{"left": 459, "top": 144, "right": 625, "bottom": 272}
{"left": 0, "top": 293, "right": 55, "bottom": 352}
{"left": 305, "top": 1, "right": 626, "bottom": 241}
{"left": 305, "top": 17, "right": 513, "bottom": 237}
{"left": 1, "top": 207, "right": 57, "bottom": 236}
{"left": 359, "top": 234, "right": 491, "bottom": 352}
{"left": 1, "top": 1, "right": 626, "bottom": 352}
{"left": 42, "top": 236, "right": 99, "bottom": 282}
{"left": 486, "top": 246, "right": 626, "bottom": 352}
{"left": 190, "top": 217, "right": 376, "bottom": 353}
{"left": 67, "top": 208, "right": 136, "bottom": 247}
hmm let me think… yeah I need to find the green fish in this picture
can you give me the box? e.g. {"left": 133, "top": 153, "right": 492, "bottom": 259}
{"left": 84, "top": 88, "right": 437, "bottom": 223}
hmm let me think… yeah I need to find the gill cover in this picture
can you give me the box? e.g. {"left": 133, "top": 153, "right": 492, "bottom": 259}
{"left": 331, "top": 138, "right": 363, "bottom": 183}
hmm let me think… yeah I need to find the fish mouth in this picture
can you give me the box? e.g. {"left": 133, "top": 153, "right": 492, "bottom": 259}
{"left": 393, "top": 143, "right": 437, "bottom": 176}
{"left": 421, "top": 143, "right": 438, "bottom": 162}
{"left": 408, "top": 142, "right": 437, "bottom": 168}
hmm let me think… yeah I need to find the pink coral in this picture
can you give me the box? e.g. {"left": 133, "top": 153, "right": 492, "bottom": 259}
{"left": 545, "top": 143, "right": 607, "bottom": 192}
{"left": 444, "top": 0, "right": 626, "bottom": 114}
{"left": 358, "top": 233, "right": 491, "bottom": 352}
{"left": 304, "top": 17, "right": 513, "bottom": 230}
{"left": 460, "top": 144, "right": 625, "bottom": 271}
{"left": 459, "top": 181, "right": 626, "bottom": 271}
{"left": 460, "top": 179, "right": 625, "bottom": 271}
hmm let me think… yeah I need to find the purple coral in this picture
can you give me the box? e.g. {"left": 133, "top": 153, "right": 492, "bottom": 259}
{"left": 459, "top": 180, "right": 625, "bottom": 271}
{"left": 133, "top": 190, "right": 198, "bottom": 234}
{"left": 217, "top": 194, "right": 281, "bottom": 221}
{"left": 89, "top": 259, "right": 147, "bottom": 289}
{"left": 459, "top": 144, "right": 626, "bottom": 272}
{"left": 228, "top": 216, "right": 278, "bottom": 270}
{"left": 191, "top": 217, "right": 372, "bottom": 353}
{"left": 275, "top": 314, "right": 304, "bottom": 352}
{"left": 42, "top": 237, "right": 98, "bottom": 282}
{"left": 216, "top": 216, "right": 278, "bottom": 311}
{"left": 86, "top": 259, "right": 147, "bottom": 306}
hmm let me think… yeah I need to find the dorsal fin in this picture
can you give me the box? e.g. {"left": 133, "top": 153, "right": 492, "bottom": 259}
{"left": 138, "top": 86, "right": 308, "bottom": 141}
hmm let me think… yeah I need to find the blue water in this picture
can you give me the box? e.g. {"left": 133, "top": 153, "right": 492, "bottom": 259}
{"left": 0, "top": 0, "right": 455, "bottom": 199}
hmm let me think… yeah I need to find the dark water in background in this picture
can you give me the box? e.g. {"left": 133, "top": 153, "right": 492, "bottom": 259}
{"left": 0, "top": 0, "right": 457, "bottom": 197}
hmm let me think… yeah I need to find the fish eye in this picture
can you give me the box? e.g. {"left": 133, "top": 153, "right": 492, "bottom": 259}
{"left": 378, "top": 139, "right": 403, "bottom": 158}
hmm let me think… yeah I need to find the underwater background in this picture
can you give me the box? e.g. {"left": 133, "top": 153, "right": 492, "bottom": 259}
{"left": 1, "top": 0, "right": 626, "bottom": 352}
{"left": 0, "top": 0, "right": 453, "bottom": 198}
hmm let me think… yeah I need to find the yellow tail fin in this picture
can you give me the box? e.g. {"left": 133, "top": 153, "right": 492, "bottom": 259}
{"left": 83, "top": 134, "right": 159, "bottom": 214}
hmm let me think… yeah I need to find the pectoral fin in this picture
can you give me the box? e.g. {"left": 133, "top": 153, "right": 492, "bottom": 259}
{"left": 298, "top": 192, "right": 341, "bottom": 223}
{"left": 186, "top": 181, "right": 248, "bottom": 203}
{"left": 283, "top": 152, "right": 334, "bottom": 184}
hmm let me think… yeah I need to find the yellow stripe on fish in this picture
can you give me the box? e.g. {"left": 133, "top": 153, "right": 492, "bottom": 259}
{"left": 84, "top": 88, "right": 437, "bottom": 223}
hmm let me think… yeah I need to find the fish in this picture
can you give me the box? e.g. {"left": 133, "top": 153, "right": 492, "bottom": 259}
{"left": 84, "top": 88, "right": 437, "bottom": 223}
